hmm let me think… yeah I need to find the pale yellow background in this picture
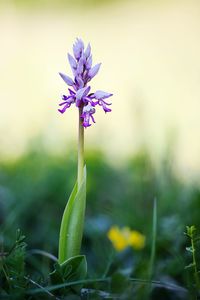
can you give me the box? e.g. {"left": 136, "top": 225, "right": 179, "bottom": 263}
{"left": 0, "top": 0, "right": 200, "bottom": 181}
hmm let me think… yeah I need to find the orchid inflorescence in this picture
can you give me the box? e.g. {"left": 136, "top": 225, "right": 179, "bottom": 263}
{"left": 58, "top": 38, "right": 113, "bottom": 127}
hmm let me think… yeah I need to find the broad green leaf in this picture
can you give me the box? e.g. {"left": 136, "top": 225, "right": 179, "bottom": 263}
{"left": 58, "top": 166, "right": 86, "bottom": 263}
{"left": 51, "top": 255, "right": 87, "bottom": 293}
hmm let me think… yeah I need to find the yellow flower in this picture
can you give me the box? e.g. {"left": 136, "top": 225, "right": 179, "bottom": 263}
{"left": 127, "top": 230, "right": 145, "bottom": 250}
{"left": 107, "top": 226, "right": 145, "bottom": 252}
{"left": 107, "top": 226, "right": 127, "bottom": 251}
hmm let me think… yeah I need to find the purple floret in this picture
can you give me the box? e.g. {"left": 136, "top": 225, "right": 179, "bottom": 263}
{"left": 58, "top": 38, "right": 113, "bottom": 127}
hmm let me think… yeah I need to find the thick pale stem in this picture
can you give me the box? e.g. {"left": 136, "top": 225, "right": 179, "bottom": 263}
{"left": 78, "top": 107, "right": 84, "bottom": 189}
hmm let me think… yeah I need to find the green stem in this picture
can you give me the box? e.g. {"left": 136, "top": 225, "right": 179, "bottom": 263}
{"left": 143, "top": 198, "right": 157, "bottom": 300}
{"left": 78, "top": 106, "right": 84, "bottom": 189}
{"left": 148, "top": 198, "right": 157, "bottom": 280}
{"left": 58, "top": 107, "right": 85, "bottom": 263}
{"left": 191, "top": 229, "right": 200, "bottom": 289}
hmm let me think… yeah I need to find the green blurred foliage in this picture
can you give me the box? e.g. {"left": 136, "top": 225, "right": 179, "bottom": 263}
{"left": 0, "top": 148, "right": 200, "bottom": 298}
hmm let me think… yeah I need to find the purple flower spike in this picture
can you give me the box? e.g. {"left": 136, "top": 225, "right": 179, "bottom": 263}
{"left": 58, "top": 38, "right": 113, "bottom": 127}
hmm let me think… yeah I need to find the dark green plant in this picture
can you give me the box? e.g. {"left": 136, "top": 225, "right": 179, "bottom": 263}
{"left": 0, "top": 229, "right": 27, "bottom": 299}
{"left": 185, "top": 225, "right": 200, "bottom": 299}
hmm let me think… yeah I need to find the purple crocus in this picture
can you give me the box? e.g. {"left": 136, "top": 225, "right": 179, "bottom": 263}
{"left": 58, "top": 38, "right": 113, "bottom": 127}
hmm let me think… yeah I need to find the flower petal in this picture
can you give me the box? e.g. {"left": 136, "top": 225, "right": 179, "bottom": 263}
{"left": 61, "top": 95, "right": 71, "bottom": 101}
{"left": 102, "top": 105, "right": 112, "bottom": 113}
{"left": 81, "top": 104, "right": 96, "bottom": 127}
{"left": 58, "top": 102, "right": 71, "bottom": 113}
{"left": 85, "top": 43, "right": 91, "bottom": 58}
{"left": 68, "top": 88, "right": 75, "bottom": 95}
{"left": 59, "top": 73, "right": 74, "bottom": 86}
{"left": 73, "top": 38, "right": 84, "bottom": 60}
{"left": 75, "top": 76, "right": 84, "bottom": 88}
{"left": 98, "top": 99, "right": 112, "bottom": 113}
{"left": 94, "top": 90, "right": 113, "bottom": 100}
{"left": 68, "top": 53, "right": 77, "bottom": 70}
{"left": 85, "top": 55, "right": 92, "bottom": 70}
{"left": 88, "top": 63, "right": 101, "bottom": 79}
{"left": 76, "top": 57, "right": 84, "bottom": 74}
{"left": 76, "top": 86, "right": 91, "bottom": 100}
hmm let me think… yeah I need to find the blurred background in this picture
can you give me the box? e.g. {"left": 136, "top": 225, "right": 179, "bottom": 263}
{"left": 0, "top": 0, "right": 200, "bottom": 296}
{"left": 1, "top": 0, "right": 200, "bottom": 180}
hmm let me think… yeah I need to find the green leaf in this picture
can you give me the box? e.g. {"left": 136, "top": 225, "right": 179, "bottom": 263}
{"left": 50, "top": 255, "right": 87, "bottom": 293}
{"left": 58, "top": 166, "right": 86, "bottom": 263}
{"left": 2, "top": 231, "right": 27, "bottom": 295}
